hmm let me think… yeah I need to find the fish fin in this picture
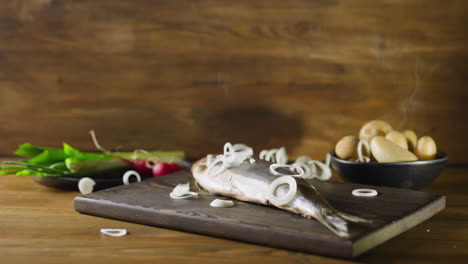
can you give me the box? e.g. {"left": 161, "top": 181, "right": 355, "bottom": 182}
{"left": 337, "top": 211, "right": 373, "bottom": 225}
{"left": 193, "top": 179, "right": 203, "bottom": 191}
{"left": 317, "top": 208, "right": 349, "bottom": 238}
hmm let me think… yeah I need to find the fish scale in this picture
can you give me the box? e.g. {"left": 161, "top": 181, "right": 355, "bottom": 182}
{"left": 192, "top": 158, "right": 370, "bottom": 237}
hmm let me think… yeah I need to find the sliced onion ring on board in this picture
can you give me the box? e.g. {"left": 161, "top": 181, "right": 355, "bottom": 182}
{"left": 78, "top": 177, "right": 96, "bottom": 195}
{"left": 170, "top": 183, "right": 198, "bottom": 199}
{"left": 267, "top": 176, "right": 297, "bottom": 206}
{"left": 123, "top": 170, "right": 141, "bottom": 185}
{"left": 352, "top": 188, "right": 378, "bottom": 197}
{"left": 170, "top": 192, "right": 198, "bottom": 199}
{"left": 210, "top": 199, "right": 235, "bottom": 207}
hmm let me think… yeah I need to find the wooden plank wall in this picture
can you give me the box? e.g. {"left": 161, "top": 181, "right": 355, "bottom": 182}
{"left": 0, "top": 0, "right": 467, "bottom": 163}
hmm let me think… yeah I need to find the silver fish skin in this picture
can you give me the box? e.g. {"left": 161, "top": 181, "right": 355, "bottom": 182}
{"left": 191, "top": 158, "right": 370, "bottom": 238}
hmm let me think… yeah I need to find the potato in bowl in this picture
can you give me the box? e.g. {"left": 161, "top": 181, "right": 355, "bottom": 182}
{"left": 331, "top": 120, "right": 447, "bottom": 189}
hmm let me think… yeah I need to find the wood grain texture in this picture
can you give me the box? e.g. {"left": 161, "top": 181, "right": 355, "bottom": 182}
{"left": 0, "top": 159, "right": 467, "bottom": 263}
{"left": 74, "top": 169, "right": 444, "bottom": 258}
{"left": 0, "top": 0, "right": 467, "bottom": 163}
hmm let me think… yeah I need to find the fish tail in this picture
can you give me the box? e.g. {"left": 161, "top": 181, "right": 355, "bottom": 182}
{"left": 316, "top": 208, "right": 349, "bottom": 238}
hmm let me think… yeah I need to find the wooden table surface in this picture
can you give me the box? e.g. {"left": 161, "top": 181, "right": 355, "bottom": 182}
{"left": 1, "top": 161, "right": 467, "bottom": 264}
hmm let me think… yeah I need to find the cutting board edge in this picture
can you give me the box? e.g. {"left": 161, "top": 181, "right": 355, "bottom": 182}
{"left": 352, "top": 194, "right": 446, "bottom": 258}
{"left": 74, "top": 196, "right": 354, "bottom": 258}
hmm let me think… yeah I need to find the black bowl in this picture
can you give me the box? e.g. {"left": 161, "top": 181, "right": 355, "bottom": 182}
{"left": 330, "top": 152, "right": 448, "bottom": 190}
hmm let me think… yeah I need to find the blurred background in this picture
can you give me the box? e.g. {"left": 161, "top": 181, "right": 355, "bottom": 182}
{"left": 0, "top": 0, "right": 466, "bottom": 163}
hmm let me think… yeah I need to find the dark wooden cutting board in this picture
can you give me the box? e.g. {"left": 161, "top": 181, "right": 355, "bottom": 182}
{"left": 74, "top": 170, "right": 445, "bottom": 258}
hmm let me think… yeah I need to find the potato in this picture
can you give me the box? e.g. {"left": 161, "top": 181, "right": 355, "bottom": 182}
{"left": 403, "top": 130, "right": 418, "bottom": 151}
{"left": 370, "top": 136, "right": 418, "bottom": 162}
{"left": 359, "top": 120, "right": 393, "bottom": 143}
{"left": 415, "top": 136, "right": 437, "bottom": 160}
{"left": 385, "top": 130, "right": 408, "bottom": 149}
{"left": 335, "top": 135, "right": 358, "bottom": 160}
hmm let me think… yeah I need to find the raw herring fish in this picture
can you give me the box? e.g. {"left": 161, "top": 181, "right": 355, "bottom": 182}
{"left": 191, "top": 158, "right": 370, "bottom": 237}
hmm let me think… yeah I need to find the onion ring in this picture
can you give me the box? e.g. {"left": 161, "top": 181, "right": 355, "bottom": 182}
{"left": 170, "top": 182, "right": 198, "bottom": 199}
{"left": 291, "top": 156, "right": 331, "bottom": 180}
{"left": 357, "top": 140, "right": 371, "bottom": 162}
{"left": 267, "top": 176, "right": 297, "bottom": 206}
{"left": 352, "top": 188, "right": 378, "bottom": 197}
{"left": 100, "top": 229, "right": 127, "bottom": 237}
{"left": 259, "top": 147, "right": 288, "bottom": 164}
{"left": 200, "top": 143, "right": 253, "bottom": 177}
{"left": 78, "top": 177, "right": 96, "bottom": 195}
{"left": 309, "top": 160, "right": 332, "bottom": 181}
{"left": 123, "top": 170, "right": 141, "bottom": 185}
{"left": 210, "top": 199, "right": 235, "bottom": 207}
{"left": 269, "top": 164, "right": 304, "bottom": 178}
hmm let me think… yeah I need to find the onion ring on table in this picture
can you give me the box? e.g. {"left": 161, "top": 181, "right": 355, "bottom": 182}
{"left": 100, "top": 229, "right": 127, "bottom": 237}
